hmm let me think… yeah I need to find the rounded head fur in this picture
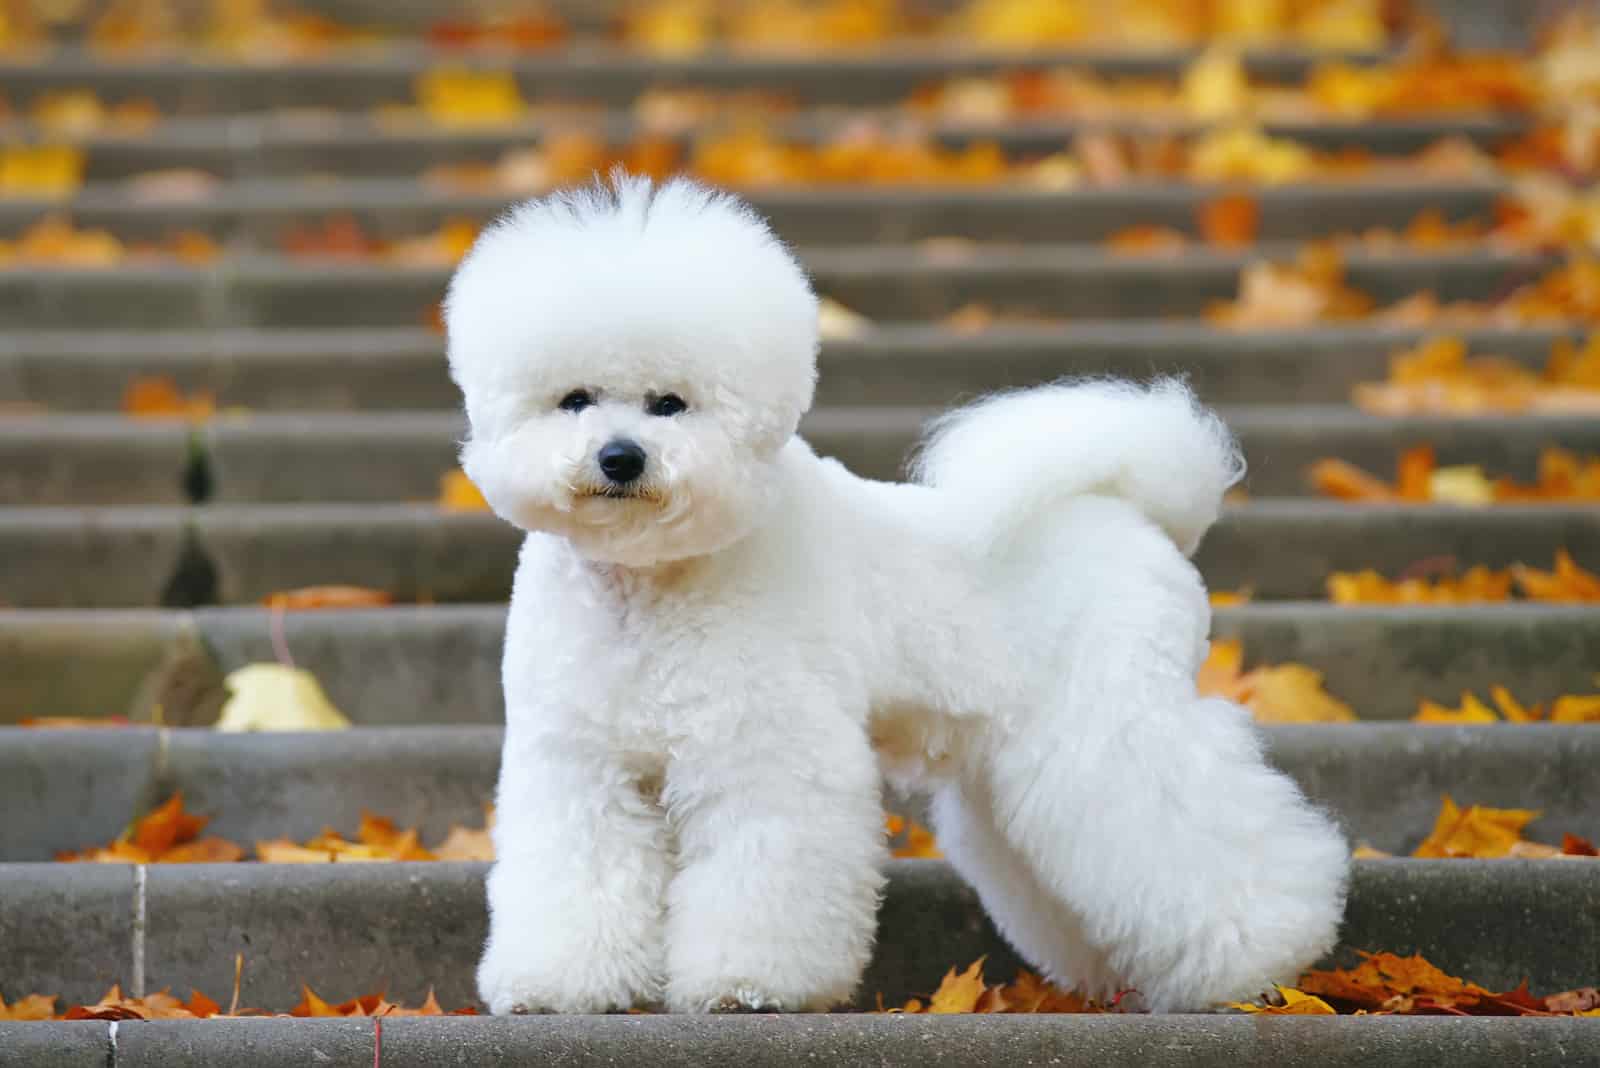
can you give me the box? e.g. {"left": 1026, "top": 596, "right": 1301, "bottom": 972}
{"left": 445, "top": 173, "right": 819, "bottom": 566}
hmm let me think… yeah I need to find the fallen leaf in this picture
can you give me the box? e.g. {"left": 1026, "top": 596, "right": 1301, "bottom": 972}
{"left": 1198, "top": 194, "right": 1260, "bottom": 247}
{"left": 260, "top": 586, "right": 393, "bottom": 611}
{"left": 122, "top": 376, "right": 215, "bottom": 422}
{"left": 58, "top": 793, "right": 243, "bottom": 865}
{"left": 214, "top": 664, "right": 352, "bottom": 732}
{"left": 1196, "top": 639, "right": 1357, "bottom": 723}
{"left": 0, "top": 994, "right": 58, "bottom": 1020}
{"left": 1229, "top": 985, "right": 1338, "bottom": 1014}
{"left": 438, "top": 469, "right": 490, "bottom": 512}
{"left": 1413, "top": 795, "right": 1541, "bottom": 859}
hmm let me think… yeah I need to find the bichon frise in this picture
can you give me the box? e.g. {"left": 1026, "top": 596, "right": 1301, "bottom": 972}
{"left": 446, "top": 174, "right": 1348, "bottom": 1016}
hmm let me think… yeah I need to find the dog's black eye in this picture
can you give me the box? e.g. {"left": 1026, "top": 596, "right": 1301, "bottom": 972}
{"left": 646, "top": 393, "right": 687, "bottom": 417}
{"left": 558, "top": 390, "right": 593, "bottom": 413}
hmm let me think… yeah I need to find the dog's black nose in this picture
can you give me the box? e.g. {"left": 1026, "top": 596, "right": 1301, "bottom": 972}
{"left": 597, "top": 439, "right": 647, "bottom": 485}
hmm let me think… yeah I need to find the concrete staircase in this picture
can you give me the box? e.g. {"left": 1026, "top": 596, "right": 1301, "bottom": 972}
{"left": 2, "top": 6, "right": 1598, "bottom": 1064}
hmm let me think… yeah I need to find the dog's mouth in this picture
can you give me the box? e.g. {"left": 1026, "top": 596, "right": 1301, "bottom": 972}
{"left": 575, "top": 485, "right": 662, "bottom": 504}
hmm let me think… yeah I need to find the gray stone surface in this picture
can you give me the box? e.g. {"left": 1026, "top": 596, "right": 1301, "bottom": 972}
{"left": 11, "top": 406, "right": 1600, "bottom": 508}
{"left": 1270, "top": 725, "right": 1600, "bottom": 853}
{"left": 1, "top": 325, "right": 1572, "bottom": 411}
{"left": 0, "top": 46, "right": 1392, "bottom": 122}
{"left": 0, "top": 610, "right": 179, "bottom": 723}
{"left": 1213, "top": 604, "right": 1600, "bottom": 718}
{"left": 1196, "top": 503, "right": 1600, "bottom": 599}
{"left": 0, "top": 729, "right": 162, "bottom": 860}
{"left": 0, "top": 419, "right": 193, "bottom": 506}
{"left": 1, "top": 178, "right": 1504, "bottom": 247}
{"left": 141, "top": 862, "right": 488, "bottom": 1009}
{"left": 0, "top": 250, "right": 1555, "bottom": 328}
{"left": 6, "top": 603, "right": 1595, "bottom": 722}
{"left": 158, "top": 727, "right": 499, "bottom": 845}
{"left": 0, "top": 1023, "right": 109, "bottom": 1068}
{"left": 193, "top": 605, "right": 506, "bottom": 725}
{"left": 0, "top": 508, "right": 187, "bottom": 608}
{"left": 9, "top": 724, "right": 1599, "bottom": 863}
{"left": 2, "top": 1016, "right": 1593, "bottom": 1068}
{"left": 0, "top": 865, "right": 135, "bottom": 1007}
{"left": 193, "top": 504, "right": 517, "bottom": 604}
{"left": 1, "top": 862, "right": 1595, "bottom": 1020}
{"left": 116, "top": 1019, "right": 372, "bottom": 1067}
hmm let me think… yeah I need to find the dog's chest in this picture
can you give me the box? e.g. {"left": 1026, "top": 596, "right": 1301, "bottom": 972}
{"left": 527, "top": 562, "right": 733, "bottom": 749}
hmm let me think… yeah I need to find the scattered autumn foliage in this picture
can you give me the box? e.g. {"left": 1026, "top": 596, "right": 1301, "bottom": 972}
{"left": 877, "top": 958, "right": 1110, "bottom": 1014}
{"left": 1311, "top": 446, "right": 1600, "bottom": 505}
{"left": 1240, "top": 951, "right": 1600, "bottom": 1016}
{"left": 1, "top": 957, "right": 475, "bottom": 1019}
{"left": 1351, "top": 795, "right": 1600, "bottom": 860}
{"left": 56, "top": 793, "right": 244, "bottom": 864}
{"left": 880, "top": 952, "right": 1600, "bottom": 1017}
{"left": 1327, "top": 550, "right": 1600, "bottom": 604}
{"left": 59, "top": 794, "right": 495, "bottom": 865}
{"left": 1354, "top": 335, "right": 1600, "bottom": 416}
{"left": 1196, "top": 638, "right": 1356, "bottom": 723}
{"left": 1414, "top": 687, "right": 1600, "bottom": 725}
{"left": 0, "top": 216, "right": 218, "bottom": 266}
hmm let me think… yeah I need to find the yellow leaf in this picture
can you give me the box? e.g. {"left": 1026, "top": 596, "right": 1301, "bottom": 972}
{"left": 1551, "top": 695, "right": 1600, "bottom": 723}
{"left": 1413, "top": 795, "right": 1541, "bottom": 859}
{"left": 214, "top": 665, "right": 351, "bottom": 732}
{"left": 1413, "top": 693, "right": 1500, "bottom": 724}
{"left": 1243, "top": 664, "right": 1358, "bottom": 723}
{"left": 414, "top": 68, "right": 525, "bottom": 127}
{"left": 1182, "top": 48, "right": 1248, "bottom": 121}
{"left": 1428, "top": 466, "right": 1495, "bottom": 506}
{"left": 1352, "top": 844, "right": 1392, "bottom": 859}
{"left": 928, "top": 959, "right": 988, "bottom": 1014}
{"left": 1230, "top": 985, "right": 1337, "bottom": 1014}
{"left": 438, "top": 469, "right": 490, "bottom": 512}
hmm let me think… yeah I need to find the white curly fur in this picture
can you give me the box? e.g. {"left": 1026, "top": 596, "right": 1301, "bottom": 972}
{"left": 446, "top": 174, "right": 1349, "bottom": 1016}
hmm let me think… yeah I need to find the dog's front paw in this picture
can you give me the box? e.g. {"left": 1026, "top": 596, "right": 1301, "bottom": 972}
{"left": 478, "top": 942, "right": 651, "bottom": 1015}
{"left": 706, "top": 989, "right": 786, "bottom": 1014}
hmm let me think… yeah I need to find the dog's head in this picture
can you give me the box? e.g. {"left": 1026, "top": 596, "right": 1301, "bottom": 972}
{"left": 445, "top": 174, "right": 818, "bottom": 566}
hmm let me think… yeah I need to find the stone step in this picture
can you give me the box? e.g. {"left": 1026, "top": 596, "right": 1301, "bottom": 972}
{"left": 0, "top": 858, "right": 1593, "bottom": 1013}
{"left": 1, "top": 325, "right": 1575, "bottom": 411}
{"left": 6, "top": 1014, "right": 1596, "bottom": 1068}
{"left": 8, "top": 408, "right": 1600, "bottom": 505}
{"left": 0, "top": 180, "right": 1503, "bottom": 245}
{"left": 4, "top": 604, "right": 1597, "bottom": 726}
{"left": 1, "top": 502, "right": 1593, "bottom": 607}
{"left": 21, "top": 113, "right": 1533, "bottom": 184}
{"left": 4, "top": 724, "right": 1598, "bottom": 862}
{"left": 0, "top": 248, "right": 1552, "bottom": 328}
{"left": 0, "top": 46, "right": 1381, "bottom": 114}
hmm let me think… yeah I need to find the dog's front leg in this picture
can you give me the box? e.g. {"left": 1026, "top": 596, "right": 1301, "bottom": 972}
{"left": 477, "top": 728, "right": 670, "bottom": 1014}
{"left": 662, "top": 711, "right": 887, "bottom": 1013}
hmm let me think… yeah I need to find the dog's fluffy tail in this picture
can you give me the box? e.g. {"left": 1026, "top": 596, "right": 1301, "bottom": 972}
{"left": 911, "top": 379, "right": 1244, "bottom": 557}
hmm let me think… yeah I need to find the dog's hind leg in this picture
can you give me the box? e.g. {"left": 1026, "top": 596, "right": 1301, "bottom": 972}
{"left": 930, "top": 780, "right": 1118, "bottom": 999}
{"left": 972, "top": 544, "right": 1348, "bottom": 1010}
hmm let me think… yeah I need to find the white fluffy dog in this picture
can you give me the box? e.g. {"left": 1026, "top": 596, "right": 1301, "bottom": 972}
{"left": 446, "top": 174, "right": 1348, "bottom": 1016}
